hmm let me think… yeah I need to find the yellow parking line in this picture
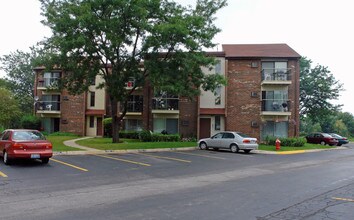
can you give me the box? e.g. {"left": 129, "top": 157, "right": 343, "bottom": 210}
{"left": 172, "top": 151, "right": 226, "bottom": 160}
{"left": 137, "top": 153, "right": 191, "bottom": 163}
{"left": 0, "top": 171, "right": 7, "bottom": 178}
{"left": 332, "top": 197, "right": 354, "bottom": 202}
{"left": 92, "top": 154, "right": 151, "bottom": 167}
{"left": 51, "top": 158, "right": 88, "bottom": 172}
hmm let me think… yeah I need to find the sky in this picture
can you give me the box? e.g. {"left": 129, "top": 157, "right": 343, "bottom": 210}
{"left": 1, "top": 0, "right": 354, "bottom": 114}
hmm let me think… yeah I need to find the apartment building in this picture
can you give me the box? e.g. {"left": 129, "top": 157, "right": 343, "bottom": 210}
{"left": 34, "top": 44, "right": 300, "bottom": 141}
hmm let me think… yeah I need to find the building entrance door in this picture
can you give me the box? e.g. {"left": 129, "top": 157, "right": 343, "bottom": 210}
{"left": 199, "top": 118, "right": 211, "bottom": 139}
{"left": 96, "top": 117, "right": 103, "bottom": 136}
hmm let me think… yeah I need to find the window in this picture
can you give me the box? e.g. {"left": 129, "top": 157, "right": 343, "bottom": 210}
{"left": 261, "top": 62, "right": 288, "bottom": 80}
{"left": 215, "top": 87, "right": 221, "bottom": 105}
{"left": 90, "top": 92, "right": 95, "bottom": 107}
{"left": 1, "top": 131, "right": 11, "bottom": 140}
{"left": 89, "top": 116, "right": 95, "bottom": 128}
{"left": 212, "top": 133, "right": 223, "bottom": 139}
{"left": 125, "top": 119, "right": 143, "bottom": 131}
{"left": 222, "top": 132, "right": 234, "bottom": 139}
{"left": 262, "top": 91, "right": 288, "bottom": 111}
{"left": 262, "top": 121, "right": 288, "bottom": 139}
{"left": 215, "top": 61, "right": 221, "bottom": 74}
{"left": 153, "top": 118, "right": 178, "bottom": 134}
{"left": 215, "top": 116, "right": 221, "bottom": 130}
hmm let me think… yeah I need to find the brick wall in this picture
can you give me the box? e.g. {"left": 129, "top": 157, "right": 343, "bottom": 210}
{"left": 287, "top": 59, "right": 300, "bottom": 137}
{"left": 60, "top": 91, "right": 86, "bottom": 136}
{"left": 179, "top": 97, "right": 198, "bottom": 138}
{"left": 226, "top": 59, "right": 262, "bottom": 139}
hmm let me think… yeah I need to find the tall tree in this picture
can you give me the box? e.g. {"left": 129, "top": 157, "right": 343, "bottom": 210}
{"left": 0, "top": 47, "right": 41, "bottom": 114}
{"left": 299, "top": 57, "right": 343, "bottom": 123}
{"left": 0, "top": 88, "right": 21, "bottom": 128}
{"left": 39, "top": 0, "right": 227, "bottom": 142}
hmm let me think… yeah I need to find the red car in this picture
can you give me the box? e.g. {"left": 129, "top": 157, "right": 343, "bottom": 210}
{"left": 0, "top": 129, "right": 53, "bottom": 165}
{"left": 305, "top": 132, "right": 339, "bottom": 146}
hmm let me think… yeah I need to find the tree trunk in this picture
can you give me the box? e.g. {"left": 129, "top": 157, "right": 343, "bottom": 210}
{"left": 110, "top": 97, "right": 120, "bottom": 143}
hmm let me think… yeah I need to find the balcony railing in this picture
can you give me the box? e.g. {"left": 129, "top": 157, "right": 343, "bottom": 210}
{"left": 262, "top": 99, "right": 290, "bottom": 112}
{"left": 152, "top": 98, "right": 179, "bottom": 110}
{"left": 38, "top": 77, "right": 59, "bottom": 88}
{"left": 261, "top": 69, "right": 291, "bottom": 81}
{"left": 36, "top": 101, "right": 61, "bottom": 112}
{"left": 121, "top": 101, "right": 143, "bottom": 112}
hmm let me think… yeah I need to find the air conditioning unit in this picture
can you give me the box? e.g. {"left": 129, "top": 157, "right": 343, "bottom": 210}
{"left": 251, "top": 121, "right": 259, "bottom": 128}
{"left": 251, "top": 92, "right": 258, "bottom": 97}
{"left": 251, "top": 62, "right": 258, "bottom": 68}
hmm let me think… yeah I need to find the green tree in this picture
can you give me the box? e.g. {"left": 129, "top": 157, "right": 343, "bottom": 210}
{"left": 336, "top": 112, "right": 354, "bottom": 136}
{"left": 300, "top": 57, "right": 344, "bottom": 123}
{"left": 39, "top": 0, "right": 227, "bottom": 142}
{"left": 0, "top": 47, "right": 41, "bottom": 114}
{"left": 0, "top": 87, "right": 22, "bottom": 128}
{"left": 333, "top": 119, "right": 349, "bottom": 137}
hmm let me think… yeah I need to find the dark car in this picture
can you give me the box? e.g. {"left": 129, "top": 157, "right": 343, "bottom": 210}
{"left": 329, "top": 133, "right": 349, "bottom": 146}
{"left": 0, "top": 129, "right": 53, "bottom": 165}
{"left": 305, "top": 132, "right": 339, "bottom": 146}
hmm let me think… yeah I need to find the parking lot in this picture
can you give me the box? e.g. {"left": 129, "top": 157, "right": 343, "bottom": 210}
{"left": 2, "top": 145, "right": 354, "bottom": 220}
{"left": 0, "top": 149, "right": 260, "bottom": 181}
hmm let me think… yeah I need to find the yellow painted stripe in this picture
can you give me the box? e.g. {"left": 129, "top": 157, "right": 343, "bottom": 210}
{"left": 332, "top": 197, "right": 354, "bottom": 202}
{"left": 173, "top": 151, "right": 226, "bottom": 160}
{"left": 137, "top": 153, "right": 191, "bottom": 163}
{"left": 277, "top": 150, "right": 306, "bottom": 155}
{"left": 51, "top": 158, "right": 88, "bottom": 172}
{"left": 0, "top": 171, "right": 8, "bottom": 178}
{"left": 93, "top": 154, "right": 151, "bottom": 167}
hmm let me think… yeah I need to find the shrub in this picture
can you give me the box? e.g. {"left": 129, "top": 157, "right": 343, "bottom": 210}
{"left": 48, "top": 132, "right": 77, "bottom": 136}
{"left": 264, "top": 136, "right": 305, "bottom": 147}
{"left": 21, "top": 115, "right": 41, "bottom": 130}
{"left": 103, "top": 118, "right": 112, "bottom": 137}
{"left": 151, "top": 133, "right": 180, "bottom": 142}
{"left": 119, "top": 130, "right": 140, "bottom": 139}
{"left": 139, "top": 130, "right": 152, "bottom": 142}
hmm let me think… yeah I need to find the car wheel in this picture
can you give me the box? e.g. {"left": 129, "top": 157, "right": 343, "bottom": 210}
{"left": 230, "top": 144, "right": 239, "bottom": 153}
{"left": 199, "top": 142, "right": 208, "bottom": 150}
{"left": 244, "top": 149, "right": 251, "bottom": 154}
{"left": 320, "top": 141, "right": 326, "bottom": 145}
{"left": 3, "top": 151, "right": 11, "bottom": 165}
{"left": 41, "top": 158, "right": 49, "bottom": 164}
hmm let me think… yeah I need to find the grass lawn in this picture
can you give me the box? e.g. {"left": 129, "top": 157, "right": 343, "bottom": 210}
{"left": 46, "top": 135, "right": 83, "bottom": 152}
{"left": 77, "top": 137, "right": 197, "bottom": 151}
{"left": 259, "top": 143, "right": 336, "bottom": 152}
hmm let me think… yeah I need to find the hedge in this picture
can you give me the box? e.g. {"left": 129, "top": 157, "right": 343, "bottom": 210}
{"left": 264, "top": 136, "right": 306, "bottom": 147}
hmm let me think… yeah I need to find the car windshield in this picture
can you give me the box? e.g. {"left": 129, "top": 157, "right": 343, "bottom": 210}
{"left": 236, "top": 132, "right": 250, "bottom": 138}
{"left": 330, "top": 134, "right": 341, "bottom": 138}
{"left": 12, "top": 131, "right": 46, "bottom": 141}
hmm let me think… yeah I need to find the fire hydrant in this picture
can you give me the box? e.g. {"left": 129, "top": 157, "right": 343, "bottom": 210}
{"left": 275, "top": 138, "right": 281, "bottom": 151}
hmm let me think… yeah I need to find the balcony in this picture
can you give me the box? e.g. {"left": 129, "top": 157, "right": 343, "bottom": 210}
{"left": 261, "top": 69, "right": 292, "bottom": 85}
{"left": 37, "top": 77, "right": 59, "bottom": 90}
{"left": 152, "top": 98, "right": 179, "bottom": 114}
{"left": 36, "top": 101, "right": 61, "bottom": 114}
{"left": 261, "top": 99, "right": 291, "bottom": 116}
{"left": 121, "top": 101, "right": 143, "bottom": 115}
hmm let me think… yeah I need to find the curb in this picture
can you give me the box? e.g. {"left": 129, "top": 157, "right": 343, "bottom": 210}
{"left": 53, "top": 146, "right": 348, "bottom": 156}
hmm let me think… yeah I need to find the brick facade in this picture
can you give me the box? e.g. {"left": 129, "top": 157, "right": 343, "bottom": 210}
{"left": 226, "top": 59, "right": 262, "bottom": 139}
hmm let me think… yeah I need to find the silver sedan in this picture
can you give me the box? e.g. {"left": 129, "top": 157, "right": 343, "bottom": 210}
{"left": 198, "top": 131, "right": 258, "bottom": 153}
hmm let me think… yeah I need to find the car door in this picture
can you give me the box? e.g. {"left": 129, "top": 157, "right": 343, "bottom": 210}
{"left": 221, "top": 132, "right": 235, "bottom": 148}
{"left": 0, "top": 131, "right": 11, "bottom": 156}
{"left": 208, "top": 133, "right": 223, "bottom": 147}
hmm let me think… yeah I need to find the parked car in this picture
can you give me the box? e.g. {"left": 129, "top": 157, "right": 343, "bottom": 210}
{"left": 329, "top": 133, "right": 349, "bottom": 146}
{"left": 305, "top": 132, "right": 339, "bottom": 146}
{"left": 198, "top": 131, "right": 258, "bottom": 153}
{"left": 0, "top": 129, "right": 53, "bottom": 165}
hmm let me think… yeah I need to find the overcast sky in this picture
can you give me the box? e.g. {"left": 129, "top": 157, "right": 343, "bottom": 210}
{"left": 1, "top": 0, "right": 353, "bottom": 114}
